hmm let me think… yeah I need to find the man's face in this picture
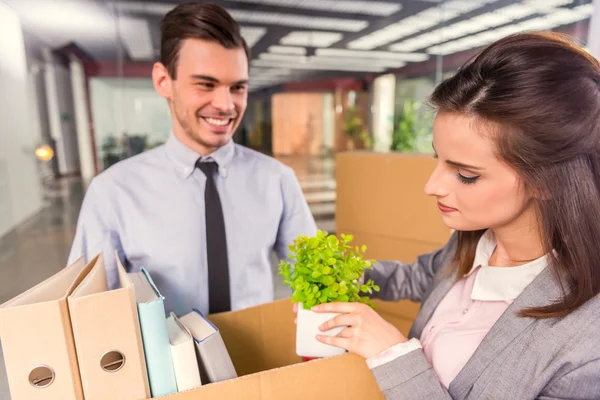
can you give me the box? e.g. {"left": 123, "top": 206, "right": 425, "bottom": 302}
{"left": 153, "top": 39, "right": 249, "bottom": 155}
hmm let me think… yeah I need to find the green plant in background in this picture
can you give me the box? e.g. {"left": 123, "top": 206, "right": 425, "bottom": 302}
{"left": 279, "top": 230, "right": 380, "bottom": 310}
{"left": 391, "top": 99, "right": 420, "bottom": 152}
{"left": 342, "top": 106, "right": 365, "bottom": 139}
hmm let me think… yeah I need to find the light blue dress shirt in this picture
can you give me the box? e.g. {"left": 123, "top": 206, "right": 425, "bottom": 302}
{"left": 68, "top": 133, "right": 317, "bottom": 315}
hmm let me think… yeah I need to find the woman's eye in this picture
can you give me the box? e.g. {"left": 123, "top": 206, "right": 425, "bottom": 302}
{"left": 457, "top": 173, "right": 480, "bottom": 185}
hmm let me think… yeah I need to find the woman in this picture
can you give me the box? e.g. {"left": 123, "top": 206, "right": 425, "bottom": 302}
{"left": 310, "top": 32, "right": 600, "bottom": 399}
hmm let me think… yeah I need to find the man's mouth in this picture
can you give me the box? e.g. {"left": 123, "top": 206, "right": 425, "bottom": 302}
{"left": 201, "top": 117, "right": 233, "bottom": 127}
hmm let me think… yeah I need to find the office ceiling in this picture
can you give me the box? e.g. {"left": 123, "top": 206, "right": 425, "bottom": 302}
{"left": 2, "top": 0, "right": 594, "bottom": 91}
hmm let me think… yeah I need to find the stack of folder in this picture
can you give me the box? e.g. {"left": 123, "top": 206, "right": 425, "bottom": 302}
{"left": 0, "top": 254, "right": 238, "bottom": 400}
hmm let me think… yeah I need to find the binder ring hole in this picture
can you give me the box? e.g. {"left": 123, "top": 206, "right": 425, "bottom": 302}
{"left": 100, "top": 351, "right": 125, "bottom": 373}
{"left": 29, "top": 365, "right": 55, "bottom": 388}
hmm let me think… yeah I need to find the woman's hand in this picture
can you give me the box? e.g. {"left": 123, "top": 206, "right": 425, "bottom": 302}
{"left": 312, "top": 302, "right": 407, "bottom": 359}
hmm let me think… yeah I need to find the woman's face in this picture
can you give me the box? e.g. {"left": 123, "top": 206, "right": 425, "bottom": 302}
{"left": 424, "top": 112, "right": 533, "bottom": 232}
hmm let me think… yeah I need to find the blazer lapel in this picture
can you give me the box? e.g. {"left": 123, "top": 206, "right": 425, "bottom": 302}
{"left": 409, "top": 273, "right": 456, "bottom": 339}
{"left": 449, "top": 267, "right": 562, "bottom": 398}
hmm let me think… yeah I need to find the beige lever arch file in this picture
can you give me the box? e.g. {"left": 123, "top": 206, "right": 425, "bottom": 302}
{"left": 68, "top": 253, "right": 150, "bottom": 400}
{"left": 0, "top": 256, "right": 94, "bottom": 400}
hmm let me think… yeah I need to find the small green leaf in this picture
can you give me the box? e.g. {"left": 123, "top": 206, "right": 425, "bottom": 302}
{"left": 327, "top": 235, "right": 339, "bottom": 246}
{"left": 322, "top": 276, "right": 335, "bottom": 286}
{"left": 322, "top": 266, "right": 332, "bottom": 275}
{"left": 338, "top": 295, "right": 349, "bottom": 302}
{"left": 327, "top": 258, "right": 336, "bottom": 266}
{"left": 311, "top": 270, "right": 322, "bottom": 279}
{"left": 338, "top": 286, "right": 348, "bottom": 295}
{"left": 361, "top": 245, "right": 367, "bottom": 252}
{"left": 292, "top": 292, "right": 306, "bottom": 302}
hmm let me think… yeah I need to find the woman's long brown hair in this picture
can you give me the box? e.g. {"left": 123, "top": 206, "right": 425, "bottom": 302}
{"left": 430, "top": 32, "right": 600, "bottom": 318}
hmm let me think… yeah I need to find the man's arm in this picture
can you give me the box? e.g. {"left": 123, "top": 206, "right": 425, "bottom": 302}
{"left": 68, "top": 179, "right": 124, "bottom": 289}
{"left": 274, "top": 167, "right": 318, "bottom": 261}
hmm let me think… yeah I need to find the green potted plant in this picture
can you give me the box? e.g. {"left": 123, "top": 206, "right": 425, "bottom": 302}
{"left": 279, "top": 230, "right": 379, "bottom": 358}
{"left": 342, "top": 106, "right": 367, "bottom": 151}
{"left": 391, "top": 99, "right": 420, "bottom": 152}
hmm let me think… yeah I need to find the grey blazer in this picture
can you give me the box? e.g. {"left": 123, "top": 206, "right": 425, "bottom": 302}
{"left": 364, "top": 233, "right": 600, "bottom": 399}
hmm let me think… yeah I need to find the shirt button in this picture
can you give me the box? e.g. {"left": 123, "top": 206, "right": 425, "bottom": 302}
{"left": 463, "top": 308, "right": 469, "bottom": 314}
{"left": 429, "top": 326, "right": 435, "bottom": 332}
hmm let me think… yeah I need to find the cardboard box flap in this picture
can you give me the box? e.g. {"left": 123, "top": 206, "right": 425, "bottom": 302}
{"left": 208, "top": 299, "right": 301, "bottom": 376}
{"left": 156, "top": 353, "right": 384, "bottom": 400}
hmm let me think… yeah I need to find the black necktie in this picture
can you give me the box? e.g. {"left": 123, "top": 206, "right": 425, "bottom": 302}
{"left": 196, "top": 161, "right": 231, "bottom": 313}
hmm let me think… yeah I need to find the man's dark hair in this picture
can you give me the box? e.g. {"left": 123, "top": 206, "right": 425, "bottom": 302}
{"left": 160, "top": 2, "right": 249, "bottom": 79}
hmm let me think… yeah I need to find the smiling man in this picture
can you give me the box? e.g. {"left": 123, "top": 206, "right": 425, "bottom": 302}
{"left": 68, "top": 2, "right": 317, "bottom": 316}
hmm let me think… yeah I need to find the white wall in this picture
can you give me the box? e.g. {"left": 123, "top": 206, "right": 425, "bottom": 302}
{"left": 0, "top": 2, "right": 43, "bottom": 237}
{"left": 321, "top": 92, "right": 334, "bottom": 152}
{"left": 371, "top": 73, "right": 396, "bottom": 152}
{"left": 70, "top": 57, "right": 95, "bottom": 183}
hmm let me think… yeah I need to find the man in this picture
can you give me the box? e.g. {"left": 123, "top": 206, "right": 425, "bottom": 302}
{"left": 68, "top": 2, "right": 317, "bottom": 316}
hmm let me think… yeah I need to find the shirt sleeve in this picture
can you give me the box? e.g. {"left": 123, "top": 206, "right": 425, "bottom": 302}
{"left": 274, "top": 166, "right": 318, "bottom": 261}
{"left": 366, "top": 338, "right": 423, "bottom": 369}
{"left": 67, "top": 178, "right": 124, "bottom": 289}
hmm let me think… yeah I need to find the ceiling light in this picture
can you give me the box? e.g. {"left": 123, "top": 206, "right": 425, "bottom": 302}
{"left": 426, "top": 4, "right": 592, "bottom": 56}
{"left": 389, "top": 2, "right": 557, "bottom": 53}
{"left": 252, "top": 59, "right": 386, "bottom": 72}
{"left": 347, "top": 0, "right": 498, "bottom": 50}
{"left": 228, "top": 9, "right": 368, "bottom": 32}
{"left": 118, "top": 17, "right": 154, "bottom": 60}
{"left": 225, "top": 0, "right": 402, "bottom": 16}
{"left": 279, "top": 31, "right": 343, "bottom": 48}
{"left": 316, "top": 48, "right": 429, "bottom": 62}
{"left": 112, "top": 2, "right": 369, "bottom": 32}
{"left": 268, "top": 46, "right": 307, "bottom": 55}
{"left": 258, "top": 53, "right": 406, "bottom": 68}
{"left": 240, "top": 26, "right": 268, "bottom": 48}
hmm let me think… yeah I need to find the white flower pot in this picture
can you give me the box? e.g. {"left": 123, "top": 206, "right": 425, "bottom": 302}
{"left": 296, "top": 303, "right": 347, "bottom": 358}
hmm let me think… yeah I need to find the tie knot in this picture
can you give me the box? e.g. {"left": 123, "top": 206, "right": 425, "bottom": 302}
{"left": 196, "top": 160, "right": 218, "bottom": 177}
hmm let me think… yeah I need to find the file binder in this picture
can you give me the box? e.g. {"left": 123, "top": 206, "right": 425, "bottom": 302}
{"left": 0, "top": 257, "right": 92, "bottom": 400}
{"left": 68, "top": 254, "right": 150, "bottom": 400}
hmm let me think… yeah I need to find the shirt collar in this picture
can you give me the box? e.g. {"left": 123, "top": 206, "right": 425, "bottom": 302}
{"left": 468, "top": 229, "right": 548, "bottom": 301}
{"left": 165, "top": 132, "right": 235, "bottom": 179}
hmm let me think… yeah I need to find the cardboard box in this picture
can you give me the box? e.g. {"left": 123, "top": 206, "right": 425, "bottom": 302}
{"left": 336, "top": 152, "right": 452, "bottom": 262}
{"left": 153, "top": 298, "right": 419, "bottom": 400}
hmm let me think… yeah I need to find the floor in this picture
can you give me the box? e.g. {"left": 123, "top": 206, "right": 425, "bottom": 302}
{"left": 0, "top": 154, "right": 336, "bottom": 398}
